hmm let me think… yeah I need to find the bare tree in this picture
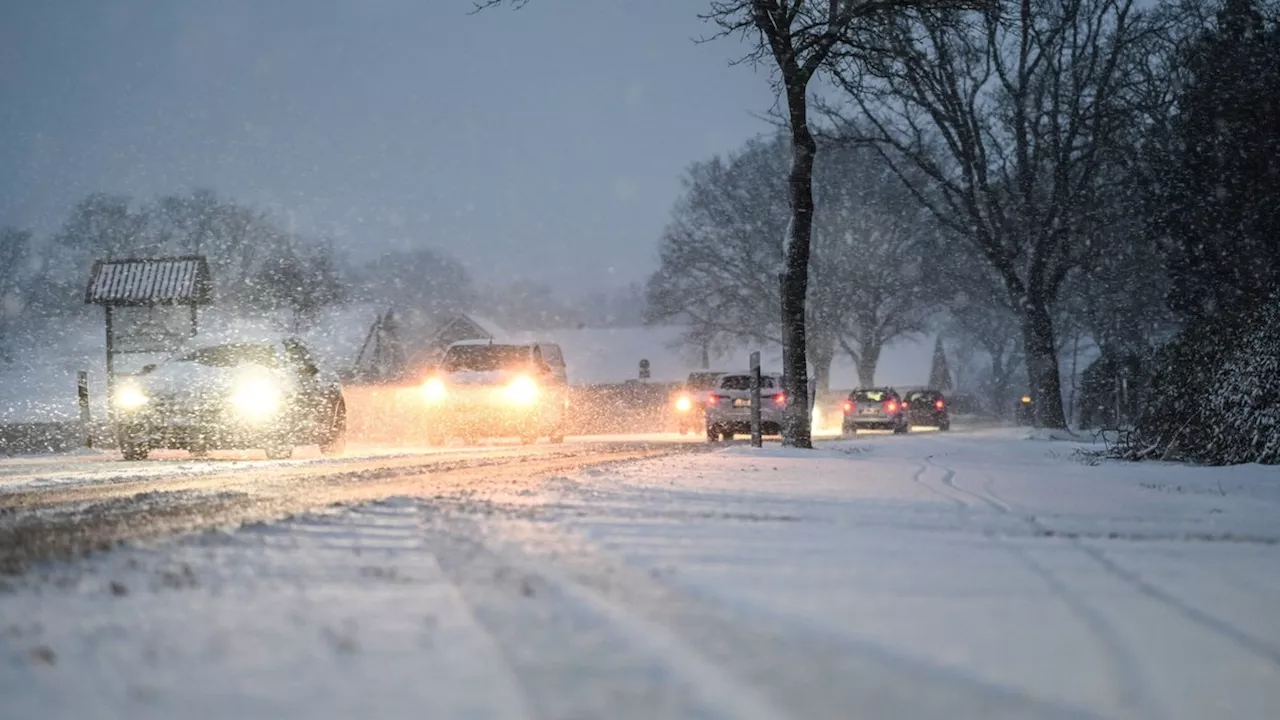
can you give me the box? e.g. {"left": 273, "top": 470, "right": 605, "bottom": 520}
{"left": 647, "top": 133, "right": 933, "bottom": 392}
{"left": 828, "top": 0, "right": 1162, "bottom": 427}
{"left": 476, "top": 0, "right": 968, "bottom": 446}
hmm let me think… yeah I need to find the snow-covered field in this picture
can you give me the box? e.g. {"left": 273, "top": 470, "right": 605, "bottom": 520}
{"left": 2, "top": 428, "right": 1278, "bottom": 719}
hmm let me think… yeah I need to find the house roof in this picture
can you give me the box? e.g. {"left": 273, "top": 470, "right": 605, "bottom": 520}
{"left": 84, "top": 256, "right": 212, "bottom": 306}
{"left": 433, "top": 313, "right": 509, "bottom": 343}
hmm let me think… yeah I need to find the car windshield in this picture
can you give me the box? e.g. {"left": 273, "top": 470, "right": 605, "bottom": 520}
{"left": 719, "top": 375, "right": 777, "bottom": 391}
{"left": 686, "top": 373, "right": 721, "bottom": 390}
{"left": 441, "top": 345, "right": 532, "bottom": 372}
{"left": 174, "top": 344, "right": 278, "bottom": 368}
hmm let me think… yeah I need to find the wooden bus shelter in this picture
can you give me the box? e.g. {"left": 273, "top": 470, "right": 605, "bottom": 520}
{"left": 84, "top": 256, "right": 212, "bottom": 418}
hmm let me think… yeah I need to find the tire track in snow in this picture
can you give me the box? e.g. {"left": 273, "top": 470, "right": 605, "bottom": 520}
{"left": 926, "top": 452, "right": 1280, "bottom": 672}
{"left": 441, "top": 504, "right": 1101, "bottom": 720}
{"left": 923, "top": 454, "right": 1161, "bottom": 718}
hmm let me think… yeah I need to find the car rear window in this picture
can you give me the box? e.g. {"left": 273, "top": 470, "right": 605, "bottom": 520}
{"left": 906, "top": 391, "right": 940, "bottom": 402}
{"left": 442, "top": 345, "right": 531, "bottom": 372}
{"left": 719, "top": 375, "right": 777, "bottom": 391}
{"left": 176, "top": 344, "right": 278, "bottom": 368}
{"left": 854, "top": 390, "right": 892, "bottom": 402}
{"left": 539, "top": 345, "right": 564, "bottom": 366}
{"left": 686, "top": 372, "right": 721, "bottom": 390}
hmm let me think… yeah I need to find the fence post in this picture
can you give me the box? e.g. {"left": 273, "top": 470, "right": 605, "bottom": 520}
{"left": 78, "top": 371, "right": 91, "bottom": 448}
{"left": 750, "top": 351, "right": 762, "bottom": 448}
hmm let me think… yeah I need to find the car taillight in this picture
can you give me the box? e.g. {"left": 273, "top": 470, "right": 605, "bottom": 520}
{"left": 935, "top": 399, "right": 945, "bottom": 410}
{"left": 774, "top": 393, "right": 787, "bottom": 407}
{"left": 843, "top": 400, "right": 854, "bottom": 414}
{"left": 707, "top": 395, "right": 719, "bottom": 406}
{"left": 885, "top": 400, "right": 899, "bottom": 413}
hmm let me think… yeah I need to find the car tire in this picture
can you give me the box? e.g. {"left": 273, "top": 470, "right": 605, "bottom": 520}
{"left": 520, "top": 434, "right": 538, "bottom": 445}
{"left": 894, "top": 423, "right": 909, "bottom": 435}
{"left": 320, "top": 401, "right": 347, "bottom": 456}
{"left": 120, "top": 436, "right": 150, "bottom": 461}
{"left": 706, "top": 425, "right": 720, "bottom": 443}
{"left": 721, "top": 430, "right": 734, "bottom": 442}
{"left": 939, "top": 421, "right": 951, "bottom": 432}
{"left": 549, "top": 429, "right": 566, "bottom": 444}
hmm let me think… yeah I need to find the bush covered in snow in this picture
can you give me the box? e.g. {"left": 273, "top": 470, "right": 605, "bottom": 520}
{"left": 1121, "top": 298, "right": 1280, "bottom": 464}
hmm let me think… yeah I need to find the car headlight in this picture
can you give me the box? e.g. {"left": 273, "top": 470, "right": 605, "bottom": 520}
{"left": 114, "top": 383, "right": 150, "bottom": 411}
{"left": 674, "top": 395, "right": 693, "bottom": 413}
{"left": 422, "top": 377, "right": 447, "bottom": 403}
{"left": 504, "top": 375, "right": 539, "bottom": 405}
{"left": 230, "top": 378, "right": 282, "bottom": 418}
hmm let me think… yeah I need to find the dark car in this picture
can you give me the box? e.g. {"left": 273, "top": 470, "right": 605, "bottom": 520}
{"left": 903, "top": 389, "right": 951, "bottom": 430}
{"left": 842, "top": 387, "right": 910, "bottom": 435}
{"left": 113, "top": 338, "right": 347, "bottom": 461}
{"left": 420, "top": 341, "right": 568, "bottom": 445}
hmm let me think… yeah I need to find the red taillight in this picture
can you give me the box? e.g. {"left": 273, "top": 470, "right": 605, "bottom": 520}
{"left": 774, "top": 393, "right": 787, "bottom": 407}
{"left": 935, "top": 399, "right": 945, "bottom": 410}
{"left": 843, "top": 400, "right": 854, "bottom": 414}
{"left": 707, "top": 395, "right": 718, "bottom": 406}
{"left": 885, "top": 400, "right": 899, "bottom": 413}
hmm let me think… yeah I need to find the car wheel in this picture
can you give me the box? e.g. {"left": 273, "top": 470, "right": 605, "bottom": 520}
{"left": 706, "top": 425, "right": 720, "bottom": 443}
{"left": 520, "top": 434, "right": 538, "bottom": 445}
{"left": 320, "top": 401, "right": 347, "bottom": 455}
{"left": 721, "top": 430, "right": 734, "bottom": 442}
{"left": 939, "top": 421, "right": 951, "bottom": 432}
{"left": 549, "top": 429, "right": 566, "bottom": 444}
{"left": 120, "top": 436, "right": 150, "bottom": 461}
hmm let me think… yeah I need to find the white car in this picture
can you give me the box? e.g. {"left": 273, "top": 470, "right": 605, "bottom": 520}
{"left": 113, "top": 338, "right": 347, "bottom": 460}
{"left": 704, "top": 372, "right": 787, "bottom": 442}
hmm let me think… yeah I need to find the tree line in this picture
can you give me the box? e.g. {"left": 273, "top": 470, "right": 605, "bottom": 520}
{"left": 482, "top": 0, "right": 1277, "bottom": 459}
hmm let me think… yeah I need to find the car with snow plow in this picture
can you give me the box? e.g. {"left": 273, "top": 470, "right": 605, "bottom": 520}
{"left": 113, "top": 338, "right": 347, "bottom": 461}
{"left": 903, "top": 388, "right": 951, "bottom": 430}
{"left": 841, "top": 387, "right": 910, "bottom": 435}
{"left": 419, "top": 340, "right": 568, "bottom": 445}
{"left": 704, "top": 371, "right": 787, "bottom": 442}
{"left": 672, "top": 371, "right": 724, "bottom": 435}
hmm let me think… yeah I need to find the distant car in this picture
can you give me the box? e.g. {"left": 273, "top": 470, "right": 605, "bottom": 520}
{"left": 704, "top": 371, "right": 786, "bottom": 442}
{"left": 903, "top": 389, "right": 951, "bottom": 430}
{"left": 842, "top": 387, "right": 910, "bottom": 435}
{"left": 113, "top": 338, "right": 347, "bottom": 461}
{"left": 420, "top": 340, "right": 568, "bottom": 445}
{"left": 672, "top": 371, "right": 724, "bottom": 435}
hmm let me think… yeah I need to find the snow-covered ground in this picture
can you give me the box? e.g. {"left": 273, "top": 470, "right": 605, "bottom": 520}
{"left": 2, "top": 428, "right": 1278, "bottom": 719}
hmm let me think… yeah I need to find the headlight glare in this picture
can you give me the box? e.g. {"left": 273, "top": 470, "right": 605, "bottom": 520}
{"left": 505, "top": 375, "right": 539, "bottom": 405}
{"left": 115, "top": 384, "right": 150, "bottom": 410}
{"left": 231, "top": 378, "right": 282, "bottom": 418}
{"left": 675, "top": 395, "right": 693, "bottom": 413}
{"left": 422, "top": 377, "right": 447, "bottom": 403}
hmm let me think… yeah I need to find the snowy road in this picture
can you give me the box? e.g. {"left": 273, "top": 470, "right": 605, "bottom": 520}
{"left": 2, "top": 428, "right": 1279, "bottom": 719}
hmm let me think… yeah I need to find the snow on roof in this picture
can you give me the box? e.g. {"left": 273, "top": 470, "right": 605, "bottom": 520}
{"left": 84, "top": 256, "right": 212, "bottom": 306}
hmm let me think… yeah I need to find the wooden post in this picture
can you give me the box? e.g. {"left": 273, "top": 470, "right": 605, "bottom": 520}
{"left": 750, "top": 351, "right": 762, "bottom": 448}
{"left": 78, "top": 371, "right": 91, "bottom": 448}
{"left": 104, "top": 305, "right": 115, "bottom": 427}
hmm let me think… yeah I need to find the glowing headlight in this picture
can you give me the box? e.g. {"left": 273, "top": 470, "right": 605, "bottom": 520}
{"left": 504, "top": 375, "right": 540, "bottom": 405}
{"left": 230, "top": 378, "right": 282, "bottom": 418}
{"left": 674, "top": 395, "right": 693, "bottom": 413}
{"left": 114, "top": 384, "right": 150, "bottom": 410}
{"left": 422, "top": 377, "right": 447, "bottom": 403}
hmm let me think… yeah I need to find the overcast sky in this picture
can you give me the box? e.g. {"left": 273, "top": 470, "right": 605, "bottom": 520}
{"left": 0, "top": 0, "right": 776, "bottom": 293}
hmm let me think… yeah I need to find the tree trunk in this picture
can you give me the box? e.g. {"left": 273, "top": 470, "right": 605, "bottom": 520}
{"left": 1020, "top": 301, "right": 1068, "bottom": 429}
{"left": 856, "top": 341, "right": 881, "bottom": 388}
{"left": 781, "top": 84, "right": 816, "bottom": 448}
{"left": 810, "top": 335, "right": 835, "bottom": 396}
